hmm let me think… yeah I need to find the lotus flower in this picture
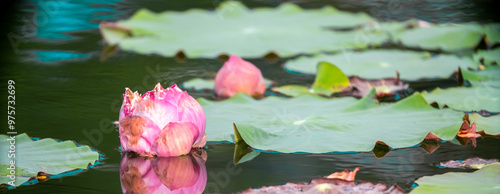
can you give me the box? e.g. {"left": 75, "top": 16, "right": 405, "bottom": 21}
{"left": 120, "top": 151, "right": 207, "bottom": 194}
{"left": 119, "top": 83, "right": 206, "bottom": 157}
{"left": 215, "top": 55, "right": 266, "bottom": 97}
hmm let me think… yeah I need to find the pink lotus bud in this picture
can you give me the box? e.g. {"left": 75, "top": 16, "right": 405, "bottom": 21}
{"left": 120, "top": 152, "right": 207, "bottom": 194}
{"left": 119, "top": 83, "right": 206, "bottom": 157}
{"left": 215, "top": 55, "right": 266, "bottom": 97}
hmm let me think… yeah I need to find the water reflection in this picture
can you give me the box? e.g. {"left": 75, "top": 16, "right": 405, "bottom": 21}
{"left": 29, "top": 0, "right": 121, "bottom": 40}
{"left": 120, "top": 150, "right": 207, "bottom": 194}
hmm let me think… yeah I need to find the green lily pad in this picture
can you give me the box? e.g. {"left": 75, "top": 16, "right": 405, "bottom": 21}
{"left": 181, "top": 78, "right": 273, "bottom": 91}
{"left": 473, "top": 48, "right": 500, "bottom": 66}
{"left": 284, "top": 50, "right": 477, "bottom": 80}
{"left": 469, "top": 113, "right": 500, "bottom": 135}
{"left": 273, "top": 62, "right": 349, "bottom": 96}
{"left": 0, "top": 133, "right": 100, "bottom": 187}
{"left": 421, "top": 87, "right": 500, "bottom": 112}
{"left": 99, "top": 1, "right": 388, "bottom": 58}
{"left": 392, "top": 23, "right": 484, "bottom": 51}
{"left": 411, "top": 163, "right": 500, "bottom": 194}
{"left": 483, "top": 23, "right": 500, "bottom": 46}
{"left": 200, "top": 90, "right": 469, "bottom": 153}
{"left": 272, "top": 85, "right": 311, "bottom": 97}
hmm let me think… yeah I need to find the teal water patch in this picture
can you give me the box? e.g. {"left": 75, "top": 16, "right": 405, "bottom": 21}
{"left": 35, "top": 51, "right": 90, "bottom": 63}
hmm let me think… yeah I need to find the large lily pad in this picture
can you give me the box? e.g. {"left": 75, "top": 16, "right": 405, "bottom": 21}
{"left": 421, "top": 87, "right": 500, "bottom": 112}
{"left": 200, "top": 90, "right": 470, "bottom": 153}
{"left": 473, "top": 48, "right": 500, "bottom": 66}
{"left": 411, "top": 163, "right": 500, "bottom": 193}
{"left": 0, "top": 133, "right": 100, "bottom": 187}
{"left": 392, "top": 23, "right": 484, "bottom": 52}
{"left": 284, "top": 50, "right": 477, "bottom": 80}
{"left": 99, "top": 1, "right": 388, "bottom": 58}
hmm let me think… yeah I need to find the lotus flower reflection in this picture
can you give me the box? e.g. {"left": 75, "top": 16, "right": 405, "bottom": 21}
{"left": 215, "top": 55, "right": 266, "bottom": 97}
{"left": 120, "top": 151, "right": 207, "bottom": 194}
{"left": 119, "top": 83, "right": 206, "bottom": 157}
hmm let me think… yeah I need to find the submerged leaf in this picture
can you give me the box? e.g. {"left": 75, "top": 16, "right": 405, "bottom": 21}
{"left": 439, "top": 157, "right": 499, "bottom": 169}
{"left": 99, "top": 2, "right": 386, "bottom": 58}
{"left": 200, "top": 91, "right": 468, "bottom": 153}
{"left": 0, "top": 133, "right": 100, "bottom": 187}
{"left": 241, "top": 176, "right": 404, "bottom": 194}
{"left": 411, "top": 163, "right": 500, "bottom": 193}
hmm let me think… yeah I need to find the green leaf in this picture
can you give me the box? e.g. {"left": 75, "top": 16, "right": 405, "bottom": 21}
{"left": 181, "top": 78, "right": 273, "bottom": 91}
{"left": 200, "top": 92, "right": 468, "bottom": 153}
{"left": 421, "top": 87, "right": 500, "bottom": 112}
{"left": 181, "top": 78, "right": 216, "bottom": 90}
{"left": 311, "top": 62, "right": 350, "bottom": 96}
{"left": 100, "top": 1, "right": 387, "bottom": 58}
{"left": 0, "top": 133, "right": 100, "bottom": 187}
{"left": 271, "top": 85, "right": 312, "bottom": 97}
{"left": 473, "top": 48, "right": 500, "bottom": 66}
{"left": 393, "top": 23, "right": 484, "bottom": 51}
{"left": 411, "top": 163, "right": 500, "bottom": 194}
{"left": 469, "top": 113, "right": 500, "bottom": 135}
{"left": 284, "top": 50, "right": 476, "bottom": 80}
{"left": 483, "top": 23, "right": 500, "bottom": 46}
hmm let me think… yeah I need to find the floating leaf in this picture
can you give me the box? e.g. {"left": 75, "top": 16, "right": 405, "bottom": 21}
{"left": 200, "top": 91, "right": 468, "bottom": 153}
{"left": 411, "top": 163, "right": 500, "bottom": 193}
{"left": 392, "top": 23, "right": 484, "bottom": 51}
{"left": 468, "top": 113, "right": 500, "bottom": 136}
{"left": 99, "top": 1, "right": 387, "bottom": 58}
{"left": 0, "top": 133, "right": 100, "bottom": 187}
{"left": 284, "top": 50, "right": 476, "bottom": 80}
{"left": 326, "top": 167, "right": 359, "bottom": 181}
{"left": 311, "top": 62, "right": 350, "bottom": 96}
{"left": 274, "top": 62, "right": 407, "bottom": 98}
{"left": 421, "top": 87, "right": 500, "bottom": 112}
{"left": 439, "top": 157, "right": 499, "bottom": 169}
{"left": 182, "top": 78, "right": 273, "bottom": 91}
{"left": 483, "top": 23, "right": 500, "bottom": 46}
{"left": 271, "top": 85, "right": 311, "bottom": 97}
{"left": 473, "top": 48, "right": 500, "bottom": 66}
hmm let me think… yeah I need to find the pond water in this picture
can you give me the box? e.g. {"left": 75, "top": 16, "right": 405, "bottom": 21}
{"left": 1, "top": 0, "right": 499, "bottom": 193}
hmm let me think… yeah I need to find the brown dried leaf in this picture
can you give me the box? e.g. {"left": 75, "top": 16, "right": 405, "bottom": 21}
{"left": 326, "top": 167, "right": 359, "bottom": 181}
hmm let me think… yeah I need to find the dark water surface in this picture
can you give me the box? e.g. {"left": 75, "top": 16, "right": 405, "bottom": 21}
{"left": 1, "top": 0, "right": 499, "bottom": 193}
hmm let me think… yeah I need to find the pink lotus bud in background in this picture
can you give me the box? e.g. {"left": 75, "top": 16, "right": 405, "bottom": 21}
{"left": 120, "top": 151, "right": 207, "bottom": 194}
{"left": 215, "top": 55, "right": 266, "bottom": 97}
{"left": 119, "top": 83, "right": 206, "bottom": 157}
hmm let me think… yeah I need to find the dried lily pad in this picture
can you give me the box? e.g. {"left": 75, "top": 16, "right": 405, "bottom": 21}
{"left": 100, "top": 1, "right": 385, "bottom": 58}
{"left": 439, "top": 157, "right": 499, "bottom": 169}
{"left": 241, "top": 177, "right": 404, "bottom": 194}
{"left": 411, "top": 163, "right": 500, "bottom": 193}
{"left": 200, "top": 89, "right": 468, "bottom": 153}
{"left": 0, "top": 133, "right": 100, "bottom": 187}
{"left": 421, "top": 87, "right": 500, "bottom": 112}
{"left": 284, "top": 50, "right": 476, "bottom": 80}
